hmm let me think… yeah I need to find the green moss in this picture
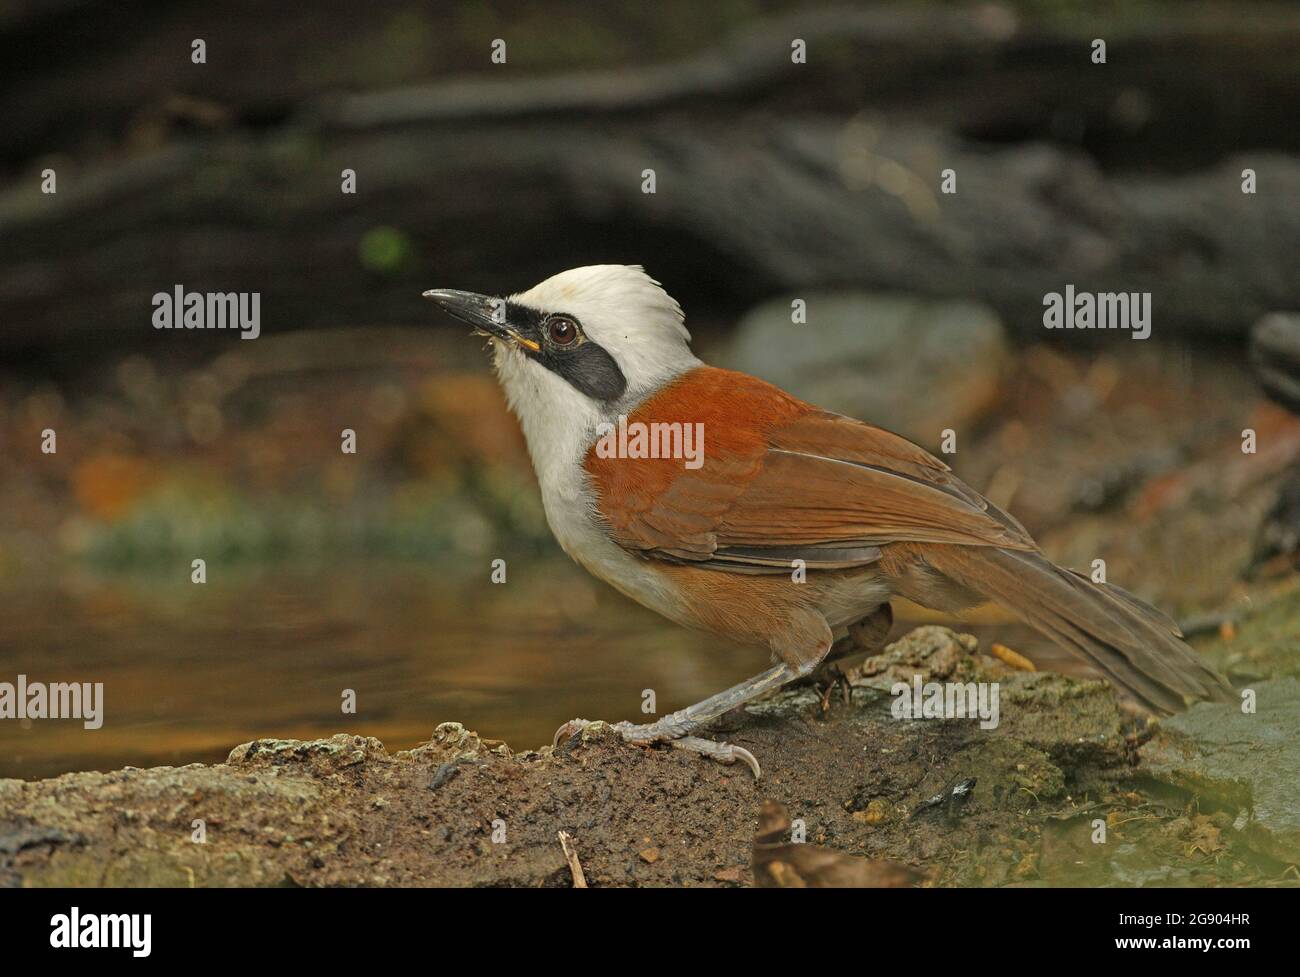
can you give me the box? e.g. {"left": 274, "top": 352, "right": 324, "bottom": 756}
{"left": 358, "top": 226, "right": 416, "bottom": 276}
{"left": 70, "top": 465, "right": 550, "bottom": 570}
{"left": 1197, "top": 587, "right": 1300, "bottom": 684}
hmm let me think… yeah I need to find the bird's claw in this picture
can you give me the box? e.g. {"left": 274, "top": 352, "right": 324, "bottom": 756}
{"left": 670, "top": 735, "right": 762, "bottom": 779}
{"left": 551, "top": 718, "right": 761, "bottom": 779}
{"left": 552, "top": 718, "right": 594, "bottom": 747}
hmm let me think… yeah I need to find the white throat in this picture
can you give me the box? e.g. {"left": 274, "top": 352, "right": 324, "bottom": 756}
{"left": 491, "top": 339, "right": 697, "bottom": 499}
{"left": 491, "top": 336, "right": 695, "bottom": 623}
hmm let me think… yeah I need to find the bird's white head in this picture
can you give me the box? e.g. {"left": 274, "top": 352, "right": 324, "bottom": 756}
{"left": 424, "top": 265, "right": 701, "bottom": 485}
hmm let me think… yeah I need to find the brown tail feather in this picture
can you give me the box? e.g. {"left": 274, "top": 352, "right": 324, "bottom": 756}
{"left": 905, "top": 545, "right": 1233, "bottom": 713}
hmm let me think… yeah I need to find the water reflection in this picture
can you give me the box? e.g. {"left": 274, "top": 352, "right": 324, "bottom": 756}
{"left": 0, "top": 558, "right": 761, "bottom": 780}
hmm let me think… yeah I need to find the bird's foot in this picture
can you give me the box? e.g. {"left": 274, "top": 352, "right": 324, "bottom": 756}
{"left": 552, "top": 717, "right": 761, "bottom": 779}
{"left": 550, "top": 663, "right": 794, "bottom": 782}
{"left": 814, "top": 664, "right": 852, "bottom": 717}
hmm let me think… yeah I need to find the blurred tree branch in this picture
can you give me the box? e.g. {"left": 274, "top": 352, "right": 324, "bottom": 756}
{"left": 1, "top": 3, "right": 1297, "bottom": 354}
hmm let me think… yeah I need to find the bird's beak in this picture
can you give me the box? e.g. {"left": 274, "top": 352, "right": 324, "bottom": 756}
{"left": 422, "top": 288, "right": 541, "bottom": 353}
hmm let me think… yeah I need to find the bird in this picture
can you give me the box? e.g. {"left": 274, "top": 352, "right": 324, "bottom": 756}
{"left": 424, "top": 265, "right": 1232, "bottom": 777}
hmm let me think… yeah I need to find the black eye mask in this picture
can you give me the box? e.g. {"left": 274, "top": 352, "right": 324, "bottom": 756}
{"left": 505, "top": 301, "right": 628, "bottom": 402}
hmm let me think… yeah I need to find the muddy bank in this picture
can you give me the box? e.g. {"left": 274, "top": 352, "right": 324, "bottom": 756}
{"left": 2, "top": 625, "right": 1289, "bottom": 888}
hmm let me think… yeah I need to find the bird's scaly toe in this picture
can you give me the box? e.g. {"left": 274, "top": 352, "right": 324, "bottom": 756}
{"left": 612, "top": 720, "right": 761, "bottom": 779}
{"left": 552, "top": 718, "right": 595, "bottom": 747}
{"left": 671, "top": 736, "right": 761, "bottom": 778}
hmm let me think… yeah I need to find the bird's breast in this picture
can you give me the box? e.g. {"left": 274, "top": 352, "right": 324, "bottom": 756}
{"left": 539, "top": 471, "right": 690, "bottom": 625}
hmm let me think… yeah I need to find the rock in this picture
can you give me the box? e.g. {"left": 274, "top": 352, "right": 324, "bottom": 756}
{"left": 1141, "top": 677, "right": 1300, "bottom": 864}
{"left": 848, "top": 625, "right": 1128, "bottom": 777}
{"left": 721, "top": 293, "right": 1006, "bottom": 442}
{"left": 849, "top": 625, "right": 982, "bottom": 689}
{"left": 228, "top": 734, "right": 387, "bottom": 768}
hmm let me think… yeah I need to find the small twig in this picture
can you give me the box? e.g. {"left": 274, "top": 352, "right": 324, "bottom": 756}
{"left": 558, "top": 831, "right": 587, "bottom": 889}
{"left": 990, "top": 642, "right": 1036, "bottom": 672}
{"left": 1178, "top": 609, "right": 1243, "bottom": 639}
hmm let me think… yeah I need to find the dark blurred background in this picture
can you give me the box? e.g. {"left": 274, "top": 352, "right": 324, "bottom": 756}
{"left": 1, "top": 0, "right": 1298, "bottom": 780}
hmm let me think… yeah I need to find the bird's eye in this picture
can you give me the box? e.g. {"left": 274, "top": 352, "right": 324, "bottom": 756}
{"left": 546, "top": 316, "right": 579, "bottom": 347}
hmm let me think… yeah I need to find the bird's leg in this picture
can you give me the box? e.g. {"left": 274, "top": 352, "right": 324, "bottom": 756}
{"left": 848, "top": 602, "right": 895, "bottom": 653}
{"left": 616, "top": 663, "right": 794, "bottom": 741}
{"left": 553, "top": 662, "right": 803, "bottom": 779}
{"left": 817, "top": 663, "right": 849, "bottom": 716}
{"left": 809, "top": 603, "right": 894, "bottom": 710}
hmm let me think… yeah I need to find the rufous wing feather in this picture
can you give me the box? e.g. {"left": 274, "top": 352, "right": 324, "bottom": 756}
{"left": 585, "top": 367, "right": 1031, "bottom": 569}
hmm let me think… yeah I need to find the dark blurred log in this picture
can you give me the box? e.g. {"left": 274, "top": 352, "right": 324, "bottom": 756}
{"left": 4, "top": 3, "right": 1298, "bottom": 169}
{"left": 2, "top": 113, "right": 1295, "bottom": 355}
{"left": 1, "top": 4, "right": 1298, "bottom": 356}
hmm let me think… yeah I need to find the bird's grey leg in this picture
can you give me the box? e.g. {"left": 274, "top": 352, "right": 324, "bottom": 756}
{"left": 617, "top": 663, "right": 795, "bottom": 741}
{"left": 553, "top": 662, "right": 805, "bottom": 779}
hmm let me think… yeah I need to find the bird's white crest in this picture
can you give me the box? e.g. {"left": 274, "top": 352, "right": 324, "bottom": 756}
{"left": 509, "top": 263, "right": 695, "bottom": 395}
{"left": 490, "top": 265, "right": 701, "bottom": 497}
